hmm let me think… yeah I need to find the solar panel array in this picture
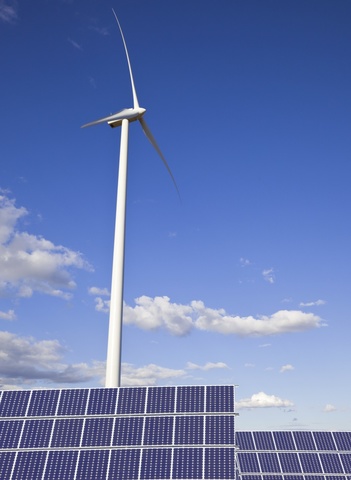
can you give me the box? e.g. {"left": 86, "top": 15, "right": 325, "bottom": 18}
{"left": 0, "top": 385, "right": 237, "bottom": 480}
{"left": 236, "top": 430, "right": 351, "bottom": 480}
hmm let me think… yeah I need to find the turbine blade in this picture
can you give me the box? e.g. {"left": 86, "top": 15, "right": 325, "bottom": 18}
{"left": 112, "top": 9, "right": 140, "bottom": 110}
{"left": 139, "top": 117, "right": 180, "bottom": 198}
{"left": 81, "top": 108, "right": 131, "bottom": 128}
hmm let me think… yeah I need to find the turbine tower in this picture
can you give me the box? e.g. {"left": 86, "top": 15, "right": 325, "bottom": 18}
{"left": 82, "top": 10, "right": 178, "bottom": 388}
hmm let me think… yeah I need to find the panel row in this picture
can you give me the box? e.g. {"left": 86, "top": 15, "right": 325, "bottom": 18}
{"left": 0, "top": 447, "right": 236, "bottom": 480}
{"left": 237, "top": 451, "right": 351, "bottom": 475}
{"left": 236, "top": 431, "right": 351, "bottom": 452}
{"left": 0, "top": 415, "right": 235, "bottom": 449}
{"left": 239, "top": 476, "right": 351, "bottom": 480}
{"left": 0, "top": 385, "right": 235, "bottom": 417}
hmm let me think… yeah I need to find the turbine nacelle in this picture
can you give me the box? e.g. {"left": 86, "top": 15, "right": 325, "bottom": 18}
{"left": 82, "top": 107, "right": 146, "bottom": 129}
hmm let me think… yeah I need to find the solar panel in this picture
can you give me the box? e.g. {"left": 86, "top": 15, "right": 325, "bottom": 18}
{"left": 0, "top": 385, "right": 237, "bottom": 479}
{"left": 237, "top": 431, "right": 351, "bottom": 480}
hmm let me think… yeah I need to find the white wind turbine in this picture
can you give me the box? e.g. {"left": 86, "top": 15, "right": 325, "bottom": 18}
{"left": 82, "top": 10, "right": 178, "bottom": 388}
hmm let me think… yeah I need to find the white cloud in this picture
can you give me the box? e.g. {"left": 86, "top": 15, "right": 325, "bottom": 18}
{"left": 186, "top": 361, "right": 228, "bottom": 371}
{"left": 89, "top": 286, "right": 109, "bottom": 296}
{"left": 240, "top": 257, "right": 252, "bottom": 266}
{"left": 0, "top": 309, "right": 16, "bottom": 321}
{"left": 244, "top": 363, "right": 255, "bottom": 368}
{"left": 0, "top": 331, "right": 104, "bottom": 388}
{"left": 122, "top": 296, "right": 325, "bottom": 337}
{"left": 300, "top": 299, "right": 326, "bottom": 307}
{"left": 124, "top": 296, "right": 194, "bottom": 336}
{"left": 67, "top": 37, "right": 82, "bottom": 50}
{"left": 262, "top": 268, "right": 275, "bottom": 284}
{"left": 0, "top": 193, "right": 92, "bottom": 300}
{"left": 323, "top": 403, "right": 336, "bottom": 413}
{"left": 237, "top": 391, "right": 294, "bottom": 409}
{"left": 94, "top": 297, "right": 110, "bottom": 313}
{"left": 0, "top": 0, "right": 17, "bottom": 23}
{"left": 280, "top": 364, "right": 294, "bottom": 373}
{"left": 121, "top": 363, "right": 186, "bottom": 386}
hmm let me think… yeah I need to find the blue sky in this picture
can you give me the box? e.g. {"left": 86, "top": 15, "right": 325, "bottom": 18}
{"left": 1, "top": 0, "right": 351, "bottom": 431}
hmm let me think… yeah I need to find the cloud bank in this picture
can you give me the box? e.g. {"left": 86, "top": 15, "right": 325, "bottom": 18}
{"left": 0, "top": 0, "right": 17, "bottom": 23}
{"left": 122, "top": 295, "right": 325, "bottom": 337}
{"left": 0, "top": 193, "right": 91, "bottom": 300}
{"left": 237, "top": 391, "right": 294, "bottom": 409}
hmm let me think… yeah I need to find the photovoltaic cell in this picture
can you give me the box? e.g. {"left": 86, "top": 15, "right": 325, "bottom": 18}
{"left": 341, "top": 453, "right": 351, "bottom": 473}
{"left": 140, "top": 448, "right": 172, "bottom": 479}
{"left": 278, "top": 452, "right": 302, "bottom": 473}
{"left": 273, "top": 431, "right": 296, "bottom": 450}
{"left": 239, "top": 452, "right": 261, "bottom": 473}
{"left": 0, "top": 420, "right": 23, "bottom": 448}
{"left": 254, "top": 431, "right": 276, "bottom": 450}
{"left": 45, "top": 450, "right": 78, "bottom": 480}
{"left": 206, "top": 415, "right": 235, "bottom": 445}
{"left": 146, "top": 386, "right": 175, "bottom": 413}
{"left": 258, "top": 452, "right": 281, "bottom": 473}
{"left": 174, "top": 415, "right": 203, "bottom": 445}
{"left": 27, "top": 389, "right": 60, "bottom": 417}
{"left": 236, "top": 431, "right": 256, "bottom": 450}
{"left": 173, "top": 447, "right": 203, "bottom": 479}
{"left": 82, "top": 417, "right": 114, "bottom": 447}
{"left": 20, "top": 419, "right": 53, "bottom": 448}
{"left": 176, "top": 386, "right": 204, "bottom": 413}
{"left": 314, "top": 431, "right": 337, "bottom": 451}
{"left": 51, "top": 418, "right": 83, "bottom": 447}
{"left": 299, "top": 452, "right": 323, "bottom": 474}
{"left": 335, "top": 432, "right": 351, "bottom": 451}
{"left": 320, "top": 452, "right": 344, "bottom": 473}
{"left": 75, "top": 449, "right": 109, "bottom": 480}
{"left": 144, "top": 416, "right": 173, "bottom": 445}
{"left": 0, "top": 451, "right": 16, "bottom": 479}
{"left": 86, "top": 388, "right": 117, "bottom": 415}
{"left": 0, "top": 390, "right": 30, "bottom": 417}
{"left": 112, "top": 416, "right": 143, "bottom": 446}
{"left": 206, "top": 385, "right": 234, "bottom": 412}
{"left": 12, "top": 451, "right": 47, "bottom": 480}
{"left": 294, "top": 431, "right": 317, "bottom": 451}
{"left": 57, "top": 388, "right": 89, "bottom": 416}
{"left": 117, "top": 387, "right": 146, "bottom": 414}
{"left": 204, "top": 447, "right": 236, "bottom": 479}
{"left": 108, "top": 449, "right": 140, "bottom": 480}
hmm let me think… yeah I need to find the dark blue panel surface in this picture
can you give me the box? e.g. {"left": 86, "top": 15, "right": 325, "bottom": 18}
{"left": 20, "top": 419, "right": 53, "bottom": 448}
{"left": 51, "top": 418, "right": 83, "bottom": 447}
{"left": 278, "top": 452, "right": 302, "bottom": 473}
{"left": 262, "top": 476, "right": 283, "bottom": 480}
{"left": 140, "top": 448, "right": 172, "bottom": 479}
{"left": 258, "top": 452, "right": 281, "bottom": 473}
{"left": 0, "top": 451, "right": 16, "bottom": 479}
{"left": 112, "top": 416, "right": 143, "bottom": 446}
{"left": 144, "top": 416, "right": 173, "bottom": 445}
{"left": 341, "top": 453, "right": 351, "bottom": 473}
{"left": 176, "top": 386, "right": 204, "bottom": 413}
{"left": 76, "top": 449, "right": 109, "bottom": 480}
{"left": 313, "top": 431, "right": 337, "bottom": 451}
{"left": 0, "top": 390, "right": 30, "bottom": 417}
{"left": 204, "top": 447, "right": 236, "bottom": 479}
{"left": 146, "top": 386, "right": 175, "bottom": 413}
{"left": 0, "top": 420, "right": 23, "bottom": 448}
{"left": 86, "top": 388, "right": 117, "bottom": 415}
{"left": 12, "top": 451, "right": 47, "bottom": 480}
{"left": 254, "top": 431, "right": 275, "bottom": 450}
{"left": 206, "top": 415, "right": 234, "bottom": 445}
{"left": 173, "top": 448, "right": 203, "bottom": 479}
{"left": 45, "top": 450, "right": 78, "bottom": 479}
{"left": 294, "top": 431, "right": 316, "bottom": 451}
{"left": 82, "top": 417, "right": 114, "bottom": 447}
{"left": 206, "top": 385, "right": 234, "bottom": 413}
{"left": 320, "top": 453, "right": 343, "bottom": 473}
{"left": 236, "top": 431, "right": 256, "bottom": 450}
{"left": 27, "top": 389, "right": 60, "bottom": 417}
{"left": 108, "top": 449, "right": 140, "bottom": 480}
{"left": 334, "top": 432, "right": 351, "bottom": 451}
{"left": 299, "top": 452, "right": 323, "bottom": 473}
{"left": 273, "top": 431, "right": 296, "bottom": 450}
{"left": 238, "top": 452, "right": 260, "bottom": 473}
{"left": 175, "top": 415, "right": 203, "bottom": 445}
{"left": 117, "top": 387, "right": 146, "bottom": 414}
{"left": 57, "top": 389, "right": 89, "bottom": 416}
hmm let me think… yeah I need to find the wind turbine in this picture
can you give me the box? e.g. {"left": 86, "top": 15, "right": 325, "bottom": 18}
{"left": 82, "top": 10, "right": 178, "bottom": 388}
